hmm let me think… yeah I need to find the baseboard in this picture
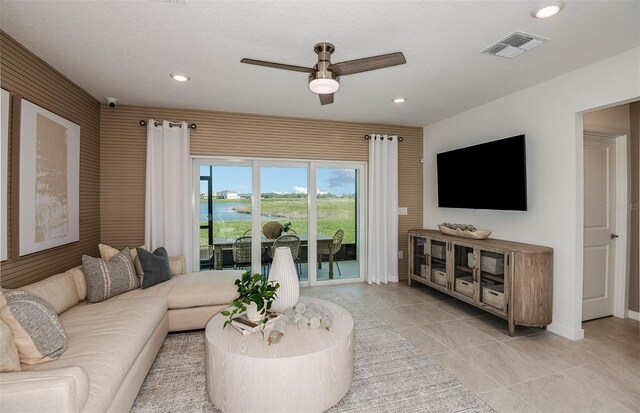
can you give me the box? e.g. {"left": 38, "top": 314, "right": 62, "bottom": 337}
{"left": 547, "top": 322, "right": 585, "bottom": 340}
{"left": 627, "top": 310, "right": 640, "bottom": 321}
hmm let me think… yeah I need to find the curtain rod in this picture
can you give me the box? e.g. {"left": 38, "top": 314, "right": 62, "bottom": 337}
{"left": 364, "top": 134, "right": 403, "bottom": 142}
{"left": 139, "top": 120, "right": 197, "bottom": 130}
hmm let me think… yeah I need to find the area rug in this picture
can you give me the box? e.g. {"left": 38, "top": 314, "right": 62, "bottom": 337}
{"left": 132, "top": 293, "right": 493, "bottom": 413}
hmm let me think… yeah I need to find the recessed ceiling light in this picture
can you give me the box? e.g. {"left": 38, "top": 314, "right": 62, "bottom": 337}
{"left": 392, "top": 97, "right": 407, "bottom": 103}
{"left": 170, "top": 73, "right": 190, "bottom": 82}
{"left": 531, "top": 3, "right": 564, "bottom": 19}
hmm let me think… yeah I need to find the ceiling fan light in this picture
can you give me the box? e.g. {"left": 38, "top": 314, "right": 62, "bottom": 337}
{"left": 309, "top": 78, "right": 340, "bottom": 94}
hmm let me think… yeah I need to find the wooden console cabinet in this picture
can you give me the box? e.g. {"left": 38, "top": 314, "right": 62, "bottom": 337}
{"left": 408, "top": 229, "right": 553, "bottom": 336}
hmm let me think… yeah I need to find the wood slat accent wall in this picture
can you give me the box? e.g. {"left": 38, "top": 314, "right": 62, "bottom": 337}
{"left": 0, "top": 31, "right": 101, "bottom": 288}
{"left": 100, "top": 105, "right": 422, "bottom": 278}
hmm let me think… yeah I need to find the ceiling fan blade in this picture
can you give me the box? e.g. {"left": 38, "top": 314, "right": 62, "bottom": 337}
{"left": 241, "top": 58, "right": 315, "bottom": 73}
{"left": 329, "top": 52, "right": 406, "bottom": 76}
{"left": 319, "top": 93, "right": 334, "bottom": 105}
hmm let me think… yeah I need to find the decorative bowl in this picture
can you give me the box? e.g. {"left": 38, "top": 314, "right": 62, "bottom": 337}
{"left": 438, "top": 225, "right": 492, "bottom": 240}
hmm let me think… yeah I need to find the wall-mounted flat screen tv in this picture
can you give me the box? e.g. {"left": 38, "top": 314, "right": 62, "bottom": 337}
{"left": 436, "top": 134, "right": 527, "bottom": 211}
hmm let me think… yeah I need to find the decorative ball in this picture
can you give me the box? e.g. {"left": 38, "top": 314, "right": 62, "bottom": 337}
{"left": 293, "top": 313, "right": 303, "bottom": 323}
{"left": 309, "top": 317, "right": 321, "bottom": 329}
{"left": 304, "top": 309, "right": 316, "bottom": 318}
{"left": 295, "top": 303, "right": 306, "bottom": 314}
{"left": 284, "top": 308, "right": 295, "bottom": 318}
{"left": 322, "top": 314, "right": 333, "bottom": 329}
{"left": 274, "top": 319, "right": 287, "bottom": 333}
{"left": 296, "top": 319, "right": 308, "bottom": 329}
{"left": 268, "top": 330, "right": 283, "bottom": 345}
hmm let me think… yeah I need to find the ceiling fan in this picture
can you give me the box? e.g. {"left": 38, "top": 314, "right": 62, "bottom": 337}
{"left": 241, "top": 42, "right": 406, "bottom": 105}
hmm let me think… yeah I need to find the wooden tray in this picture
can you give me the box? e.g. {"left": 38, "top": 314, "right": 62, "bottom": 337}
{"left": 438, "top": 225, "right": 492, "bottom": 240}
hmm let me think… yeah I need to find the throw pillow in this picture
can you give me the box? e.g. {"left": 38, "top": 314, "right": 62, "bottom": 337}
{"left": 137, "top": 247, "right": 171, "bottom": 289}
{"left": 0, "top": 319, "right": 21, "bottom": 372}
{"left": 0, "top": 289, "right": 67, "bottom": 365}
{"left": 98, "top": 243, "right": 146, "bottom": 277}
{"left": 82, "top": 247, "right": 140, "bottom": 303}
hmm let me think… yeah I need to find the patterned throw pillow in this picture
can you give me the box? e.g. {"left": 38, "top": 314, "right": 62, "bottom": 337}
{"left": 0, "top": 318, "right": 21, "bottom": 372}
{"left": 137, "top": 247, "right": 171, "bottom": 289}
{"left": 82, "top": 247, "right": 140, "bottom": 303}
{"left": 98, "top": 243, "right": 146, "bottom": 277}
{"left": 0, "top": 289, "right": 67, "bottom": 365}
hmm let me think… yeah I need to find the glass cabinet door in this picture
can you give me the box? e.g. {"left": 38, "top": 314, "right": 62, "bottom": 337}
{"left": 478, "top": 250, "right": 507, "bottom": 313}
{"left": 427, "top": 239, "right": 447, "bottom": 287}
{"left": 412, "top": 237, "right": 427, "bottom": 279}
{"left": 452, "top": 243, "right": 475, "bottom": 297}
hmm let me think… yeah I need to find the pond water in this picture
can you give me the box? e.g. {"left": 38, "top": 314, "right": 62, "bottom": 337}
{"left": 199, "top": 202, "right": 271, "bottom": 222}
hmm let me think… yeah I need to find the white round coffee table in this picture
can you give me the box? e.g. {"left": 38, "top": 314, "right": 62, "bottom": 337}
{"left": 205, "top": 297, "right": 354, "bottom": 413}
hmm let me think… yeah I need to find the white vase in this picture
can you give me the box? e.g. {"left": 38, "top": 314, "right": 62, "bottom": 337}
{"left": 268, "top": 246, "right": 300, "bottom": 313}
{"left": 245, "top": 302, "right": 262, "bottom": 322}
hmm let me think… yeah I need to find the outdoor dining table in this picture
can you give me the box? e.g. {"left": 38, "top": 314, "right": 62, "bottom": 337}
{"left": 212, "top": 234, "right": 337, "bottom": 278}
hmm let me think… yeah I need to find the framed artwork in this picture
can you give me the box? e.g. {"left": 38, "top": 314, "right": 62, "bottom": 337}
{"left": 1, "top": 89, "right": 9, "bottom": 261}
{"left": 19, "top": 98, "right": 80, "bottom": 256}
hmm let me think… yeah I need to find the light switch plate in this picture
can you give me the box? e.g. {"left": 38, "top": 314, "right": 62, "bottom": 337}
{"left": 398, "top": 207, "right": 408, "bottom": 215}
{"left": 398, "top": 250, "right": 403, "bottom": 259}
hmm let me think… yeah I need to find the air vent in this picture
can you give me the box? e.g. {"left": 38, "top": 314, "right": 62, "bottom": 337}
{"left": 482, "top": 32, "right": 548, "bottom": 59}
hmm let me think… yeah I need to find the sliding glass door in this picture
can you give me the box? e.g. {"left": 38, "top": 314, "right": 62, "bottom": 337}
{"left": 192, "top": 158, "right": 365, "bottom": 285}
{"left": 196, "top": 162, "right": 252, "bottom": 271}
{"left": 314, "top": 165, "right": 363, "bottom": 283}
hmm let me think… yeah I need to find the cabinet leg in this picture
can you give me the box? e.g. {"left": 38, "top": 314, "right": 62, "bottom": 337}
{"left": 508, "top": 319, "right": 515, "bottom": 337}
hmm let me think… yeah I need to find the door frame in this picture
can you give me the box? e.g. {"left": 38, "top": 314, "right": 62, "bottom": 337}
{"left": 582, "top": 131, "right": 629, "bottom": 319}
{"left": 191, "top": 156, "right": 367, "bottom": 286}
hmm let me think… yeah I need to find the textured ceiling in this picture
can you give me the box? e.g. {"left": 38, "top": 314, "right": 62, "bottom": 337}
{"left": 1, "top": 1, "right": 638, "bottom": 126}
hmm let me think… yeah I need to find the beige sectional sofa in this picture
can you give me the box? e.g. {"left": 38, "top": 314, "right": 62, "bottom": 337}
{"left": 0, "top": 257, "right": 242, "bottom": 413}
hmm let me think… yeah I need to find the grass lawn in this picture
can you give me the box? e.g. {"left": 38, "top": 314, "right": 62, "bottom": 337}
{"left": 200, "top": 197, "right": 356, "bottom": 244}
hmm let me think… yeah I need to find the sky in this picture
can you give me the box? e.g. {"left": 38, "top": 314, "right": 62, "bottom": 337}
{"left": 200, "top": 165, "right": 356, "bottom": 196}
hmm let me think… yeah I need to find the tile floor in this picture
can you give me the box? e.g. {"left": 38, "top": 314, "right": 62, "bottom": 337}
{"left": 301, "top": 281, "right": 640, "bottom": 413}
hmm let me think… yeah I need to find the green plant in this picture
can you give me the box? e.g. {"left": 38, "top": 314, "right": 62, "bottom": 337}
{"left": 221, "top": 271, "right": 279, "bottom": 330}
{"left": 282, "top": 221, "right": 292, "bottom": 233}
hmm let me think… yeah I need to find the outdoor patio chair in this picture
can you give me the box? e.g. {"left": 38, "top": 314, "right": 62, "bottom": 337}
{"left": 232, "top": 236, "right": 252, "bottom": 270}
{"left": 232, "top": 235, "right": 270, "bottom": 274}
{"left": 318, "top": 229, "right": 344, "bottom": 276}
{"left": 199, "top": 245, "right": 214, "bottom": 270}
{"left": 269, "top": 234, "right": 302, "bottom": 276}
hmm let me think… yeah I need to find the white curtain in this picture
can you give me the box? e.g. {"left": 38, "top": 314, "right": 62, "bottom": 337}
{"left": 145, "top": 120, "right": 192, "bottom": 272}
{"left": 367, "top": 134, "right": 399, "bottom": 284}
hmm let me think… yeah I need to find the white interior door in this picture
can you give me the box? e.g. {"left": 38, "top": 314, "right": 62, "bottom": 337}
{"left": 583, "top": 135, "right": 617, "bottom": 321}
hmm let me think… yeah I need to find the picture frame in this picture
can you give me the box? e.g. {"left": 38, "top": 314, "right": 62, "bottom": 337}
{"left": 1, "top": 89, "right": 9, "bottom": 261}
{"left": 18, "top": 98, "right": 80, "bottom": 256}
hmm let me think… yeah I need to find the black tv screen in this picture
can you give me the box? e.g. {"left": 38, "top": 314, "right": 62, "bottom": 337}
{"left": 436, "top": 135, "right": 527, "bottom": 211}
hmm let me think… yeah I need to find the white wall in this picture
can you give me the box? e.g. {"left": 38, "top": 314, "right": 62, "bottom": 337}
{"left": 423, "top": 47, "right": 640, "bottom": 340}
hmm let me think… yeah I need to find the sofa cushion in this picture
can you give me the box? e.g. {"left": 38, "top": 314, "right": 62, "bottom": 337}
{"left": 137, "top": 247, "right": 171, "bottom": 289}
{"left": 99, "top": 243, "right": 146, "bottom": 277}
{"left": 66, "top": 266, "right": 87, "bottom": 302}
{"left": 109, "top": 270, "right": 242, "bottom": 310}
{"left": 0, "top": 319, "right": 21, "bottom": 372}
{"left": 22, "top": 297, "right": 167, "bottom": 413}
{"left": 19, "top": 271, "right": 79, "bottom": 315}
{"left": 0, "top": 289, "right": 67, "bottom": 365}
{"left": 82, "top": 248, "right": 139, "bottom": 303}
